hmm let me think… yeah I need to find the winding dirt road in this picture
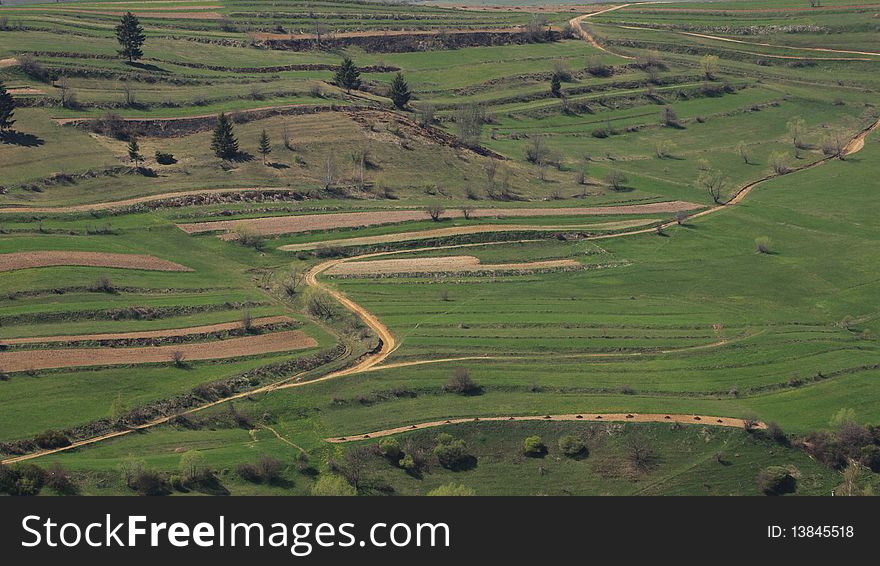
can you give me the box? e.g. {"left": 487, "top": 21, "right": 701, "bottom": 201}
{"left": 569, "top": 4, "right": 636, "bottom": 59}
{"left": 326, "top": 413, "right": 767, "bottom": 443}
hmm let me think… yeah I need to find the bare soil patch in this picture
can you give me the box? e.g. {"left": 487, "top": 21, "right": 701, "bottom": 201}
{"left": 326, "top": 255, "right": 581, "bottom": 276}
{"left": 176, "top": 202, "right": 700, "bottom": 239}
{"left": 0, "top": 329, "right": 316, "bottom": 372}
{"left": 278, "top": 219, "right": 656, "bottom": 252}
{"left": 0, "top": 58, "right": 18, "bottom": 68}
{"left": 0, "top": 251, "right": 192, "bottom": 272}
{"left": 1, "top": 316, "right": 294, "bottom": 345}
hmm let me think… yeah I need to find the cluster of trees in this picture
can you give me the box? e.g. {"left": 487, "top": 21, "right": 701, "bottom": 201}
{"left": 0, "top": 462, "right": 75, "bottom": 496}
{"left": 0, "top": 80, "right": 14, "bottom": 133}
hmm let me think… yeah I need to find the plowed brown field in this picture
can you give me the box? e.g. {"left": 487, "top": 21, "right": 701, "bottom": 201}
{"left": 176, "top": 202, "right": 701, "bottom": 239}
{"left": 0, "top": 251, "right": 192, "bottom": 272}
{"left": 0, "top": 330, "right": 317, "bottom": 372}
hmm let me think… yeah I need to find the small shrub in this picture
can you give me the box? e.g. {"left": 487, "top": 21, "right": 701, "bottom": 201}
{"left": 170, "top": 350, "right": 186, "bottom": 367}
{"left": 131, "top": 470, "right": 171, "bottom": 496}
{"left": 434, "top": 438, "right": 470, "bottom": 470}
{"left": 236, "top": 463, "right": 261, "bottom": 482}
{"left": 378, "top": 438, "right": 402, "bottom": 462}
{"left": 755, "top": 237, "right": 773, "bottom": 254}
{"left": 154, "top": 151, "right": 176, "bottom": 165}
{"left": 757, "top": 466, "right": 796, "bottom": 495}
{"left": 426, "top": 483, "right": 475, "bottom": 496}
{"left": 522, "top": 435, "right": 547, "bottom": 457}
{"left": 558, "top": 435, "right": 587, "bottom": 457}
{"left": 444, "top": 368, "right": 481, "bottom": 395}
{"left": 34, "top": 429, "right": 71, "bottom": 449}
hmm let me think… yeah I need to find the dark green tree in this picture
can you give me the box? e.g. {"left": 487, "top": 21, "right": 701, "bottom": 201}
{"left": 389, "top": 72, "right": 411, "bottom": 110}
{"left": 0, "top": 80, "right": 14, "bottom": 131}
{"left": 127, "top": 137, "right": 144, "bottom": 168}
{"left": 115, "top": 12, "right": 146, "bottom": 63}
{"left": 258, "top": 129, "right": 271, "bottom": 164}
{"left": 211, "top": 112, "right": 239, "bottom": 159}
{"left": 550, "top": 73, "right": 562, "bottom": 98}
{"left": 334, "top": 57, "right": 361, "bottom": 93}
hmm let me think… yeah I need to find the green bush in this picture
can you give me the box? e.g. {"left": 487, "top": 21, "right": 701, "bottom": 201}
{"left": 523, "top": 435, "right": 547, "bottom": 457}
{"left": 427, "top": 483, "right": 476, "bottom": 496}
{"left": 757, "top": 466, "right": 796, "bottom": 496}
{"left": 311, "top": 474, "right": 356, "bottom": 496}
{"left": 860, "top": 445, "right": 880, "bottom": 473}
{"left": 434, "top": 437, "right": 471, "bottom": 470}
{"left": 558, "top": 435, "right": 587, "bottom": 457}
{"left": 378, "top": 437, "right": 402, "bottom": 461}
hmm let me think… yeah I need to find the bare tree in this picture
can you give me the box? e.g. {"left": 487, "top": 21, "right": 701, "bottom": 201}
{"left": 282, "top": 267, "right": 306, "bottom": 296}
{"left": 484, "top": 159, "right": 498, "bottom": 185}
{"left": 426, "top": 204, "right": 445, "bottom": 221}
{"left": 735, "top": 141, "right": 752, "bottom": 164}
{"left": 605, "top": 169, "right": 628, "bottom": 191}
{"left": 57, "top": 75, "right": 76, "bottom": 109}
{"left": 697, "top": 168, "right": 727, "bottom": 203}
{"left": 323, "top": 155, "right": 336, "bottom": 189}
{"left": 170, "top": 350, "right": 186, "bottom": 368}
{"left": 625, "top": 434, "right": 658, "bottom": 472}
{"left": 461, "top": 206, "right": 474, "bottom": 220}
{"left": 120, "top": 80, "right": 136, "bottom": 107}
{"left": 453, "top": 104, "right": 485, "bottom": 147}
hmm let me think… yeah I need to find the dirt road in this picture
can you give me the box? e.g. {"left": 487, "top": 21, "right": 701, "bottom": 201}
{"left": 326, "top": 412, "right": 767, "bottom": 442}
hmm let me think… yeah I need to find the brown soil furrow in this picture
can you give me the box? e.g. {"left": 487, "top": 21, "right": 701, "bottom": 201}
{"left": 0, "top": 251, "right": 192, "bottom": 272}
{"left": 251, "top": 25, "right": 561, "bottom": 41}
{"left": 48, "top": 9, "right": 222, "bottom": 19}
{"left": 177, "top": 202, "right": 701, "bottom": 238}
{"left": 325, "top": 413, "right": 767, "bottom": 442}
{"left": 7, "top": 88, "right": 46, "bottom": 95}
{"left": 277, "top": 219, "right": 656, "bottom": 252}
{"left": 0, "top": 315, "right": 294, "bottom": 345}
{"left": 326, "top": 255, "right": 581, "bottom": 276}
{"left": 0, "top": 330, "right": 316, "bottom": 372}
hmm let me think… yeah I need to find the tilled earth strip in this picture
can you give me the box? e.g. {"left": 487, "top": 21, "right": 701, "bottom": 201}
{"left": 0, "top": 330, "right": 317, "bottom": 372}
{"left": 0, "top": 251, "right": 192, "bottom": 272}
{"left": 177, "top": 202, "right": 701, "bottom": 239}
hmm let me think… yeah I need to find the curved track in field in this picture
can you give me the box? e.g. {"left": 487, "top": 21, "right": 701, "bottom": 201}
{"left": 2, "top": 95, "right": 877, "bottom": 467}
{"left": 571, "top": 4, "right": 880, "bottom": 60}
{"left": 325, "top": 413, "right": 766, "bottom": 443}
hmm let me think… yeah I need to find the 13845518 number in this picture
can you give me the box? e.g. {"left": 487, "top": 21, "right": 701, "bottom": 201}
{"left": 791, "top": 526, "right": 854, "bottom": 538}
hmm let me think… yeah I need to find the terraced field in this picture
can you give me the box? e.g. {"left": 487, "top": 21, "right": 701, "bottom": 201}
{"left": 0, "top": 0, "right": 878, "bottom": 497}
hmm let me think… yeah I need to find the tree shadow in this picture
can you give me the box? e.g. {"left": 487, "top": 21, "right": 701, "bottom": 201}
{"left": 0, "top": 130, "right": 45, "bottom": 147}
{"left": 125, "top": 61, "right": 168, "bottom": 74}
{"left": 226, "top": 151, "right": 254, "bottom": 163}
{"left": 268, "top": 161, "right": 290, "bottom": 169}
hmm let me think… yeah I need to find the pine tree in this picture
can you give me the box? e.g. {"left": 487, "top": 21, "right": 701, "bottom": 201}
{"left": 389, "top": 72, "right": 411, "bottom": 110}
{"left": 127, "top": 137, "right": 144, "bottom": 168}
{"left": 116, "top": 12, "right": 146, "bottom": 63}
{"left": 258, "top": 129, "right": 271, "bottom": 164}
{"left": 334, "top": 57, "right": 361, "bottom": 93}
{"left": 550, "top": 74, "right": 562, "bottom": 98}
{"left": 211, "top": 112, "right": 239, "bottom": 159}
{"left": 0, "top": 80, "right": 14, "bottom": 131}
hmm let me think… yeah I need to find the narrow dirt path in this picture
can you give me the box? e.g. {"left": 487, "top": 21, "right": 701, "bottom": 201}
{"left": 257, "top": 424, "right": 307, "bottom": 454}
{"left": 325, "top": 413, "right": 767, "bottom": 443}
{"left": 0, "top": 186, "right": 283, "bottom": 215}
{"left": 3, "top": 114, "right": 875, "bottom": 465}
{"left": 569, "top": 4, "right": 636, "bottom": 59}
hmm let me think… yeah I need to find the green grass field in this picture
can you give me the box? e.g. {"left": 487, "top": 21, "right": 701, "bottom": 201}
{"left": 1, "top": 0, "right": 878, "bottom": 497}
